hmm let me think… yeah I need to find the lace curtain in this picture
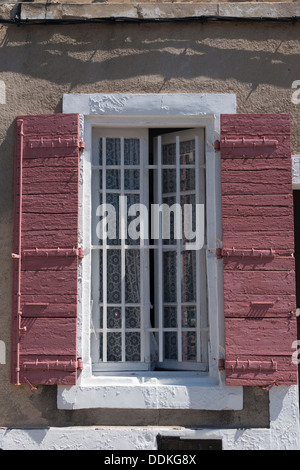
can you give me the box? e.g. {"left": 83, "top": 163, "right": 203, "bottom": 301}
{"left": 96, "top": 136, "right": 198, "bottom": 364}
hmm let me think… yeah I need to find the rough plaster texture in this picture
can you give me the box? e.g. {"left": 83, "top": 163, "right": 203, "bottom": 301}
{"left": 4, "top": 3, "right": 300, "bottom": 24}
{"left": 11, "top": 2, "right": 300, "bottom": 21}
{"left": 10, "top": 1, "right": 300, "bottom": 4}
{"left": 0, "top": 10, "right": 300, "bottom": 437}
{"left": 0, "top": 386, "right": 298, "bottom": 450}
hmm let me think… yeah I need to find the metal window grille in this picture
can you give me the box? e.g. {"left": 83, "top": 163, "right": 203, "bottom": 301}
{"left": 91, "top": 128, "right": 208, "bottom": 372}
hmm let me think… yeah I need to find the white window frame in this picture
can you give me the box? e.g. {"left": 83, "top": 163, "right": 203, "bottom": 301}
{"left": 91, "top": 127, "right": 208, "bottom": 372}
{"left": 90, "top": 127, "right": 151, "bottom": 372}
{"left": 153, "top": 129, "right": 207, "bottom": 371}
{"left": 57, "top": 93, "right": 243, "bottom": 411}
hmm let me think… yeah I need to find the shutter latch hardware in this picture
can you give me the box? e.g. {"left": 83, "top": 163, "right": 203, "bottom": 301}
{"left": 214, "top": 140, "right": 220, "bottom": 151}
{"left": 18, "top": 312, "right": 27, "bottom": 334}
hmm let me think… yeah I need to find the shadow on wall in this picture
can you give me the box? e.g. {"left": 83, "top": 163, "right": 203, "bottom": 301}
{"left": 0, "top": 21, "right": 298, "bottom": 92}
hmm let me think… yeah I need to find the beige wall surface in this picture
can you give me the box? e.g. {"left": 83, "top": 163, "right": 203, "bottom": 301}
{"left": 0, "top": 17, "right": 299, "bottom": 427}
{"left": 1, "top": 0, "right": 299, "bottom": 3}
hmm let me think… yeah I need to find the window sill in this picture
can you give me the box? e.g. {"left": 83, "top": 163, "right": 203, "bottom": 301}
{"left": 57, "top": 371, "right": 243, "bottom": 410}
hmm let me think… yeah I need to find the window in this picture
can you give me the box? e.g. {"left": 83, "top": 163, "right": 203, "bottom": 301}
{"left": 57, "top": 93, "right": 244, "bottom": 411}
{"left": 91, "top": 127, "right": 208, "bottom": 372}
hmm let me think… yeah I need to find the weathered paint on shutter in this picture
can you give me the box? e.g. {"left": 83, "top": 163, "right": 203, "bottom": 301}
{"left": 220, "top": 114, "right": 297, "bottom": 386}
{"left": 11, "top": 114, "right": 82, "bottom": 388}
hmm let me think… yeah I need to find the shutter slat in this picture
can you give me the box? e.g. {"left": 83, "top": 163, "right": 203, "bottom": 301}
{"left": 224, "top": 295, "right": 296, "bottom": 318}
{"left": 220, "top": 113, "right": 297, "bottom": 386}
{"left": 220, "top": 114, "right": 291, "bottom": 135}
{"left": 225, "top": 318, "right": 296, "bottom": 356}
{"left": 223, "top": 255, "right": 294, "bottom": 272}
{"left": 223, "top": 269, "right": 295, "bottom": 296}
{"left": 224, "top": 231, "right": 295, "bottom": 251}
{"left": 22, "top": 230, "right": 78, "bottom": 249}
{"left": 222, "top": 355, "right": 296, "bottom": 387}
{"left": 22, "top": 193, "right": 78, "bottom": 214}
{"left": 11, "top": 113, "right": 81, "bottom": 387}
{"left": 22, "top": 213, "right": 77, "bottom": 232}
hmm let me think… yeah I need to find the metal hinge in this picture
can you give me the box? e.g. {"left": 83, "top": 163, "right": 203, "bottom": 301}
{"left": 13, "top": 247, "right": 85, "bottom": 259}
{"left": 21, "top": 358, "right": 84, "bottom": 372}
{"left": 26, "top": 137, "right": 85, "bottom": 152}
{"left": 221, "top": 137, "right": 278, "bottom": 149}
{"left": 20, "top": 358, "right": 83, "bottom": 390}
{"left": 27, "top": 137, "right": 79, "bottom": 149}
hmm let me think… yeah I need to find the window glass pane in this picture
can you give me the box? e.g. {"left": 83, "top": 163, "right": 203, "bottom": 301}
{"left": 125, "top": 169, "right": 139, "bottom": 190}
{"left": 164, "top": 307, "right": 177, "bottom": 328}
{"left": 162, "top": 143, "right": 176, "bottom": 165}
{"left": 181, "top": 251, "right": 196, "bottom": 302}
{"left": 107, "top": 250, "right": 121, "bottom": 303}
{"left": 125, "top": 332, "right": 141, "bottom": 361}
{"left": 163, "top": 251, "right": 177, "bottom": 302}
{"left": 181, "top": 168, "right": 195, "bottom": 191}
{"left": 162, "top": 139, "right": 195, "bottom": 165}
{"left": 182, "top": 331, "right": 196, "bottom": 361}
{"left": 182, "top": 306, "right": 197, "bottom": 328}
{"left": 107, "top": 307, "right": 122, "bottom": 329}
{"left": 180, "top": 139, "right": 195, "bottom": 165}
{"left": 163, "top": 169, "right": 195, "bottom": 193}
{"left": 125, "top": 138, "right": 140, "bottom": 165}
{"left": 163, "top": 169, "right": 176, "bottom": 194}
{"left": 106, "top": 169, "right": 121, "bottom": 190}
{"left": 125, "top": 307, "right": 140, "bottom": 329}
{"left": 162, "top": 196, "right": 176, "bottom": 243}
{"left": 106, "top": 138, "right": 121, "bottom": 165}
{"left": 106, "top": 193, "right": 120, "bottom": 245}
{"left": 107, "top": 332, "right": 122, "bottom": 362}
{"left": 164, "top": 332, "right": 177, "bottom": 360}
{"left": 125, "top": 250, "right": 140, "bottom": 303}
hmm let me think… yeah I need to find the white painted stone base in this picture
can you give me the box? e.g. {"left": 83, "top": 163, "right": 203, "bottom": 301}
{"left": 1, "top": 386, "right": 299, "bottom": 450}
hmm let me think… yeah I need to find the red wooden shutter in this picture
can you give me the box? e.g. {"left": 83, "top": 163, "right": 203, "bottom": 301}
{"left": 11, "top": 113, "right": 83, "bottom": 388}
{"left": 220, "top": 113, "right": 297, "bottom": 386}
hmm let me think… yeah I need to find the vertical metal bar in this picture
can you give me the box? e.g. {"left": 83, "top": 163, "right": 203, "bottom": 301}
{"left": 139, "top": 138, "right": 144, "bottom": 363}
{"left": 176, "top": 136, "right": 182, "bottom": 362}
{"left": 15, "top": 119, "right": 24, "bottom": 386}
{"left": 143, "top": 136, "right": 151, "bottom": 365}
{"left": 195, "top": 136, "right": 201, "bottom": 363}
{"left": 120, "top": 137, "right": 126, "bottom": 362}
{"left": 102, "top": 137, "right": 107, "bottom": 362}
{"left": 157, "top": 136, "right": 163, "bottom": 363}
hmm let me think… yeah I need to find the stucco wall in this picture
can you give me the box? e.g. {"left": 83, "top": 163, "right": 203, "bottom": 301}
{"left": 0, "top": 8, "right": 299, "bottom": 428}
